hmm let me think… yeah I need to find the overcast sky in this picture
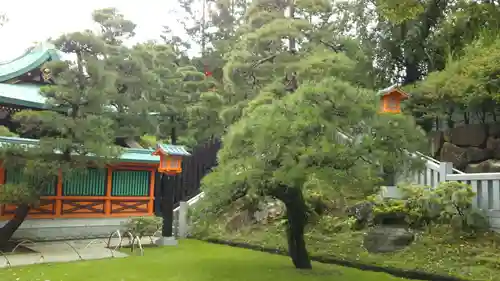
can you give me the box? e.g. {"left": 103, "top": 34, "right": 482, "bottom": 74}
{"left": 0, "top": 0, "right": 200, "bottom": 61}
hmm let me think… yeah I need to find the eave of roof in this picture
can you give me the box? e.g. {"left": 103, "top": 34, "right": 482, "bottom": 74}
{"left": 0, "top": 83, "right": 48, "bottom": 109}
{"left": 0, "top": 43, "right": 62, "bottom": 83}
{"left": 0, "top": 136, "right": 161, "bottom": 164}
{"left": 153, "top": 143, "right": 191, "bottom": 156}
{"left": 376, "top": 84, "right": 410, "bottom": 98}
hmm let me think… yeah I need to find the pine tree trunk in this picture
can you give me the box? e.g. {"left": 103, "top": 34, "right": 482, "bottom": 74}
{"left": 0, "top": 204, "right": 30, "bottom": 249}
{"left": 281, "top": 188, "right": 312, "bottom": 269}
{"left": 170, "top": 115, "right": 177, "bottom": 145}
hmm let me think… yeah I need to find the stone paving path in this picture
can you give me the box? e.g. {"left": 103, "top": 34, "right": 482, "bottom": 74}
{"left": 0, "top": 237, "right": 155, "bottom": 268}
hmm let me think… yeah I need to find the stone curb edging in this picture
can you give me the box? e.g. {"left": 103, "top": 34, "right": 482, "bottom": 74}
{"left": 202, "top": 238, "right": 470, "bottom": 281}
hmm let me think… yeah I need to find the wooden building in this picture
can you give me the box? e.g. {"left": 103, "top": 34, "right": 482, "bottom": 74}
{"left": 0, "top": 43, "right": 191, "bottom": 240}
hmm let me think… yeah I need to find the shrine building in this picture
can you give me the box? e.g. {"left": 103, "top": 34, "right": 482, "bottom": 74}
{"left": 0, "top": 43, "right": 189, "bottom": 240}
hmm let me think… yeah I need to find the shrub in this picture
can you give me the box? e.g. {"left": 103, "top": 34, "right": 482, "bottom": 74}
{"left": 124, "top": 216, "right": 162, "bottom": 237}
{"left": 314, "top": 215, "right": 357, "bottom": 234}
{"left": 367, "top": 182, "right": 489, "bottom": 235}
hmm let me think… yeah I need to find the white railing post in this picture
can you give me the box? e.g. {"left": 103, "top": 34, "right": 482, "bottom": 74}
{"left": 439, "top": 162, "right": 453, "bottom": 183}
{"left": 178, "top": 201, "right": 188, "bottom": 238}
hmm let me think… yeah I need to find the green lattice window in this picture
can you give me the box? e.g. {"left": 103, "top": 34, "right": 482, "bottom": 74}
{"left": 111, "top": 170, "right": 150, "bottom": 197}
{"left": 5, "top": 169, "right": 56, "bottom": 196}
{"left": 63, "top": 168, "right": 106, "bottom": 196}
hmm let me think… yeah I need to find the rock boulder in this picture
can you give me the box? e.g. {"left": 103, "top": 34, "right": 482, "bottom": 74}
{"left": 466, "top": 159, "right": 500, "bottom": 173}
{"left": 466, "top": 147, "right": 491, "bottom": 163}
{"left": 487, "top": 137, "right": 500, "bottom": 159}
{"left": 363, "top": 226, "right": 414, "bottom": 253}
{"left": 346, "top": 201, "right": 374, "bottom": 228}
{"left": 489, "top": 124, "right": 500, "bottom": 138}
{"left": 445, "top": 124, "right": 487, "bottom": 147}
{"left": 440, "top": 142, "right": 468, "bottom": 169}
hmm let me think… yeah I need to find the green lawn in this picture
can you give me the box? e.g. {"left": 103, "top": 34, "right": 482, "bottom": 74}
{"left": 206, "top": 225, "right": 500, "bottom": 280}
{"left": 0, "top": 240, "right": 406, "bottom": 281}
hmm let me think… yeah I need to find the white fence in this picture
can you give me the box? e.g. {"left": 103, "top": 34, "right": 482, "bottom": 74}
{"left": 173, "top": 192, "right": 205, "bottom": 238}
{"left": 385, "top": 159, "right": 500, "bottom": 230}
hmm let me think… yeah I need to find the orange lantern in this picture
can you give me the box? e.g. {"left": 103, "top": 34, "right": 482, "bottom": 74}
{"left": 152, "top": 144, "right": 191, "bottom": 175}
{"left": 377, "top": 84, "right": 409, "bottom": 113}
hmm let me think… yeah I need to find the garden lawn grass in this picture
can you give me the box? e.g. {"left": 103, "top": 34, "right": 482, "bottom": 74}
{"left": 0, "top": 240, "right": 408, "bottom": 281}
{"left": 206, "top": 225, "right": 500, "bottom": 281}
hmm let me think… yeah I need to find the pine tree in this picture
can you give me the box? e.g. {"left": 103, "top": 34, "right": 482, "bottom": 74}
{"left": 194, "top": 0, "right": 428, "bottom": 269}
{"left": 0, "top": 20, "right": 125, "bottom": 246}
{"left": 92, "top": 8, "right": 158, "bottom": 139}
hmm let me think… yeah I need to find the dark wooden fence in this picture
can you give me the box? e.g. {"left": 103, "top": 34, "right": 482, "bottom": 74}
{"left": 172, "top": 138, "right": 221, "bottom": 205}
{"left": 154, "top": 138, "right": 221, "bottom": 214}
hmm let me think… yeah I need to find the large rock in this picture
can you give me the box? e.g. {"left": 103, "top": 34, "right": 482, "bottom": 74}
{"left": 466, "top": 159, "right": 500, "bottom": 173}
{"left": 489, "top": 124, "right": 500, "bottom": 138}
{"left": 445, "top": 124, "right": 487, "bottom": 147}
{"left": 225, "top": 210, "right": 253, "bottom": 232}
{"left": 363, "top": 226, "right": 414, "bottom": 253}
{"left": 466, "top": 147, "right": 491, "bottom": 163}
{"left": 487, "top": 137, "right": 500, "bottom": 159}
{"left": 440, "top": 142, "right": 468, "bottom": 169}
{"left": 254, "top": 200, "right": 284, "bottom": 222}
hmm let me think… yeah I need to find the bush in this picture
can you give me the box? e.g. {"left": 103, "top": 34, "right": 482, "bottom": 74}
{"left": 314, "top": 215, "right": 357, "bottom": 234}
{"left": 366, "top": 182, "right": 489, "bottom": 235}
{"left": 124, "top": 216, "right": 162, "bottom": 237}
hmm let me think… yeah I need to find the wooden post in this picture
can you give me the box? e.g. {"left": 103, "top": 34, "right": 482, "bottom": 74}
{"left": 160, "top": 175, "right": 175, "bottom": 237}
{"left": 148, "top": 169, "right": 155, "bottom": 215}
{"left": 105, "top": 168, "right": 113, "bottom": 215}
{"left": 55, "top": 170, "right": 63, "bottom": 216}
{"left": 155, "top": 174, "right": 178, "bottom": 246}
{"left": 0, "top": 167, "right": 4, "bottom": 217}
{"left": 178, "top": 201, "right": 188, "bottom": 238}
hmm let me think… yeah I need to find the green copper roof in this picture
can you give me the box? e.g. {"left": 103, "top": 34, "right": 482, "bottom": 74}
{"left": 0, "top": 83, "right": 48, "bottom": 109}
{"left": 376, "top": 84, "right": 399, "bottom": 96}
{"left": 156, "top": 143, "right": 191, "bottom": 156}
{"left": 0, "top": 136, "right": 160, "bottom": 164}
{"left": 0, "top": 43, "right": 62, "bottom": 82}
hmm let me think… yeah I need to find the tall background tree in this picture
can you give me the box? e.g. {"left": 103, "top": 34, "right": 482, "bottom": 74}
{"left": 0, "top": 13, "right": 7, "bottom": 27}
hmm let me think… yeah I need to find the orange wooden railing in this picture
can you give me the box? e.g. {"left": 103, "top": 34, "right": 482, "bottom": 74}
{"left": 0, "top": 164, "right": 157, "bottom": 219}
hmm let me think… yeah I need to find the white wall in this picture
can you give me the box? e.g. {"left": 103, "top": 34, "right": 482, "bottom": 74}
{"left": 0, "top": 218, "right": 129, "bottom": 241}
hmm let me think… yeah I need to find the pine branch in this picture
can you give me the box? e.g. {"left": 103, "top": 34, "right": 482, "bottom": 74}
{"left": 251, "top": 54, "right": 278, "bottom": 68}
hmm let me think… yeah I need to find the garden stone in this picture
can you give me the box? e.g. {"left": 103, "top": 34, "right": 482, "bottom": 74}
{"left": 363, "top": 226, "right": 414, "bottom": 253}
{"left": 466, "top": 159, "right": 500, "bottom": 173}
{"left": 487, "top": 137, "right": 500, "bottom": 159}
{"left": 225, "top": 210, "right": 253, "bottom": 232}
{"left": 345, "top": 201, "right": 373, "bottom": 228}
{"left": 440, "top": 142, "right": 467, "bottom": 169}
{"left": 445, "top": 124, "right": 486, "bottom": 147}
{"left": 466, "top": 147, "right": 490, "bottom": 163}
